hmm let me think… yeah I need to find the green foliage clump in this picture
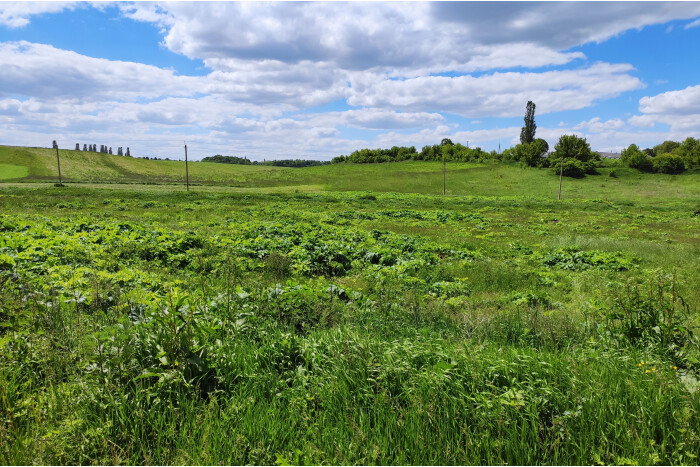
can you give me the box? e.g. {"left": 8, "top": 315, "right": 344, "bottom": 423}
{"left": 508, "top": 138, "right": 549, "bottom": 167}
{"left": 676, "top": 137, "right": 700, "bottom": 169}
{"left": 549, "top": 135, "right": 598, "bottom": 177}
{"left": 542, "top": 247, "right": 638, "bottom": 271}
{"left": 653, "top": 153, "right": 686, "bottom": 174}
{"left": 622, "top": 144, "right": 654, "bottom": 172}
{"left": 202, "top": 154, "right": 253, "bottom": 164}
{"left": 332, "top": 143, "right": 494, "bottom": 164}
{"left": 653, "top": 140, "right": 681, "bottom": 156}
{"left": 604, "top": 274, "right": 697, "bottom": 366}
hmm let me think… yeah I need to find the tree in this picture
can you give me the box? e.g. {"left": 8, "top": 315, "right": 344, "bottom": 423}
{"left": 440, "top": 138, "right": 454, "bottom": 146}
{"left": 676, "top": 137, "right": 700, "bottom": 168}
{"left": 653, "top": 140, "right": 680, "bottom": 155}
{"left": 551, "top": 135, "right": 597, "bottom": 194}
{"left": 622, "top": 144, "right": 653, "bottom": 172}
{"left": 552, "top": 134, "right": 595, "bottom": 163}
{"left": 520, "top": 101, "right": 536, "bottom": 144}
{"left": 620, "top": 144, "right": 641, "bottom": 164}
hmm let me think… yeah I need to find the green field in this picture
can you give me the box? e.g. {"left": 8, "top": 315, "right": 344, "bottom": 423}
{"left": 1, "top": 147, "right": 700, "bottom": 464}
{"left": 3, "top": 144, "right": 700, "bottom": 203}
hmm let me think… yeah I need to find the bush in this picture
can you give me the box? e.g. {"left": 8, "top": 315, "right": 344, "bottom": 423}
{"left": 620, "top": 144, "right": 641, "bottom": 164}
{"left": 512, "top": 139, "right": 549, "bottom": 167}
{"left": 626, "top": 151, "right": 653, "bottom": 172}
{"left": 552, "top": 159, "right": 587, "bottom": 178}
{"left": 653, "top": 154, "right": 686, "bottom": 174}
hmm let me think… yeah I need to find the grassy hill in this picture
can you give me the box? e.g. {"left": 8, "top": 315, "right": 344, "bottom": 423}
{"left": 1, "top": 144, "right": 700, "bottom": 204}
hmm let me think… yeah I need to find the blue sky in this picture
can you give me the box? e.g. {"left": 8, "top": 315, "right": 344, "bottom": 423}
{"left": 1, "top": 1, "right": 700, "bottom": 160}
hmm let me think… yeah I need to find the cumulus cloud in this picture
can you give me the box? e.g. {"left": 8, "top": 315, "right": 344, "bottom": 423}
{"left": 628, "top": 85, "right": 700, "bottom": 135}
{"left": 638, "top": 85, "right": 700, "bottom": 116}
{"left": 0, "top": 2, "right": 78, "bottom": 28}
{"left": 573, "top": 117, "right": 626, "bottom": 133}
{"left": 347, "top": 63, "right": 643, "bottom": 117}
{"left": 0, "top": 41, "right": 201, "bottom": 101}
{"left": 431, "top": 2, "right": 700, "bottom": 48}
{"left": 3, "top": 2, "right": 700, "bottom": 159}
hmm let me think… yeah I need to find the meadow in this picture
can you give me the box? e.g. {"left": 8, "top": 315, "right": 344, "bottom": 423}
{"left": 1, "top": 145, "right": 699, "bottom": 464}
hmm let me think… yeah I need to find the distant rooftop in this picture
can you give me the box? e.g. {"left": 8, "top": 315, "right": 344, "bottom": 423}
{"left": 597, "top": 151, "right": 621, "bottom": 159}
{"left": 544, "top": 151, "right": 622, "bottom": 159}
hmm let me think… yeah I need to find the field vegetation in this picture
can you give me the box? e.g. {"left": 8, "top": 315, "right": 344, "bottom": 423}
{"left": 1, "top": 144, "right": 700, "bottom": 464}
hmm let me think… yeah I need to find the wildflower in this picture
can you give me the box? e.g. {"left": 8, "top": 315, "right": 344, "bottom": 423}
{"left": 645, "top": 370, "right": 650, "bottom": 374}
{"left": 652, "top": 368, "right": 656, "bottom": 372}
{"left": 673, "top": 366, "right": 678, "bottom": 371}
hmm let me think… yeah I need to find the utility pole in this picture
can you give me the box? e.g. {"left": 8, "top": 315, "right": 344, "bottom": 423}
{"left": 558, "top": 156, "right": 564, "bottom": 200}
{"left": 53, "top": 140, "right": 62, "bottom": 186}
{"left": 184, "top": 141, "right": 189, "bottom": 191}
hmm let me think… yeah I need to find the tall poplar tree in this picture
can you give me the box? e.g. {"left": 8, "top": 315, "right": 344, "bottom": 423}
{"left": 520, "top": 101, "right": 536, "bottom": 144}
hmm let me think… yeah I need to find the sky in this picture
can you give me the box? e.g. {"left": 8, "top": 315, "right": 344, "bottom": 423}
{"left": 1, "top": 1, "right": 700, "bottom": 161}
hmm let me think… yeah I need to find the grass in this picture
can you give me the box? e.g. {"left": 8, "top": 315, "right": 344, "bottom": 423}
{"left": 1, "top": 150, "right": 700, "bottom": 465}
{"left": 3, "top": 144, "right": 700, "bottom": 203}
{"left": 0, "top": 164, "right": 28, "bottom": 180}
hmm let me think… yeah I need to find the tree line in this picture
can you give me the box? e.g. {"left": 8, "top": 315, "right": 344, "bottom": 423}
{"left": 332, "top": 100, "right": 698, "bottom": 178}
{"left": 620, "top": 139, "right": 699, "bottom": 174}
{"left": 201, "top": 155, "right": 330, "bottom": 168}
{"left": 331, "top": 141, "right": 496, "bottom": 164}
{"left": 73, "top": 143, "right": 131, "bottom": 157}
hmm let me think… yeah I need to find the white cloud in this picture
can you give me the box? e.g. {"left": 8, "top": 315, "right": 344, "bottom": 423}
{"left": 0, "top": 41, "right": 202, "bottom": 101}
{"left": 573, "top": 117, "right": 626, "bottom": 133}
{"left": 347, "top": 63, "right": 643, "bottom": 117}
{"left": 628, "top": 85, "right": 700, "bottom": 136}
{"left": 0, "top": 2, "right": 78, "bottom": 28}
{"left": 685, "top": 18, "right": 700, "bottom": 29}
{"left": 638, "top": 84, "right": 700, "bottom": 116}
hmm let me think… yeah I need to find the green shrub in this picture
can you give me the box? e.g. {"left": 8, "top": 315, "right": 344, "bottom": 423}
{"left": 551, "top": 159, "right": 586, "bottom": 178}
{"left": 653, "top": 154, "right": 686, "bottom": 174}
{"left": 626, "top": 151, "right": 653, "bottom": 172}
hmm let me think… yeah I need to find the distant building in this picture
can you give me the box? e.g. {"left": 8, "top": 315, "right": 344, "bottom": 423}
{"left": 597, "top": 151, "right": 621, "bottom": 159}
{"left": 543, "top": 151, "right": 621, "bottom": 159}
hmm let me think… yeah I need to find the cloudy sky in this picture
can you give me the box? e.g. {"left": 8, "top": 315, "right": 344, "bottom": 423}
{"left": 1, "top": 1, "right": 700, "bottom": 160}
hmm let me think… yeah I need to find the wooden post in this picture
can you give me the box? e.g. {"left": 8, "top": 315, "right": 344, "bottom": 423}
{"left": 53, "top": 141, "right": 62, "bottom": 186}
{"left": 558, "top": 156, "right": 564, "bottom": 200}
{"left": 443, "top": 151, "right": 446, "bottom": 196}
{"left": 184, "top": 142, "right": 189, "bottom": 191}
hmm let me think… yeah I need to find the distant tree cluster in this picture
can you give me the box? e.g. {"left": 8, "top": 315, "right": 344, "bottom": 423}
{"left": 73, "top": 144, "right": 130, "bottom": 156}
{"left": 332, "top": 142, "right": 494, "bottom": 164}
{"left": 202, "top": 155, "right": 253, "bottom": 165}
{"left": 620, "top": 138, "right": 699, "bottom": 174}
{"left": 201, "top": 155, "right": 329, "bottom": 167}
